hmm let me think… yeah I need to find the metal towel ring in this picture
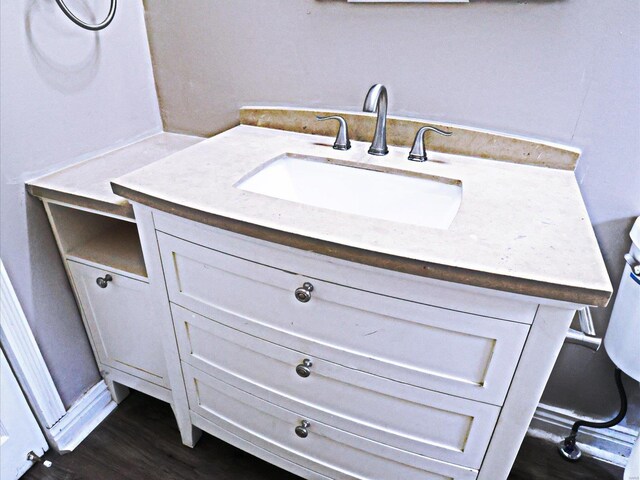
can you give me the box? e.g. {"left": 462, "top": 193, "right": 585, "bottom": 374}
{"left": 55, "top": 0, "right": 117, "bottom": 31}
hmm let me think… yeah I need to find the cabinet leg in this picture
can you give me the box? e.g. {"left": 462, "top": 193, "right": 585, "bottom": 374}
{"left": 104, "top": 377, "right": 130, "bottom": 404}
{"left": 170, "top": 403, "right": 202, "bottom": 448}
{"left": 181, "top": 425, "right": 203, "bottom": 448}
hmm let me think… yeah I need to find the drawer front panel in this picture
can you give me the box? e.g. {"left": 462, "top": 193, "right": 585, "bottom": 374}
{"left": 68, "top": 260, "right": 168, "bottom": 387}
{"left": 159, "top": 233, "right": 529, "bottom": 404}
{"left": 173, "top": 304, "right": 498, "bottom": 468}
{"left": 184, "top": 364, "right": 478, "bottom": 480}
{"left": 154, "top": 211, "right": 538, "bottom": 324}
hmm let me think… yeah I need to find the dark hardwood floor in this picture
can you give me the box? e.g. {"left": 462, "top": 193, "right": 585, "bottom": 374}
{"left": 24, "top": 391, "right": 623, "bottom": 480}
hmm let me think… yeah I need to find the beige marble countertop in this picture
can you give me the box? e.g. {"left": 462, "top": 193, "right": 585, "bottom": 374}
{"left": 28, "top": 132, "right": 203, "bottom": 218}
{"left": 112, "top": 125, "right": 612, "bottom": 306}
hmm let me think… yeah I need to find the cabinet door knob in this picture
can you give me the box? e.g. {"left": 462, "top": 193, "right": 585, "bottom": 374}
{"left": 294, "top": 282, "right": 314, "bottom": 303}
{"left": 294, "top": 420, "right": 311, "bottom": 438}
{"left": 96, "top": 274, "right": 113, "bottom": 288}
{"left": 295, "top": 359, "right": 313, "bottom": 378}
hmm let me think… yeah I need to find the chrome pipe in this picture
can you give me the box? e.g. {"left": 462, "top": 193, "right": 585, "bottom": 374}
{"left": 565, "top": 328, "right": 602, "bottom": 351}
{"left": 578, "top": 307, "right": 597, "bottom": 337}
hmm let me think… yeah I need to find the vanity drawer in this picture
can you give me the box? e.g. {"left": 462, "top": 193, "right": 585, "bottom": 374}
{"left": 68, "top": 260, "right": 169, "bottom": 387}
{"left": 154, "top": 211, "right": 537, "bottom": 324}
{"left": 173, "top": 304, "right": 498, "bottom": 468}
{"left": 159, "top": 232, "right": 529, "bottom": 405}
{"left": 184, "top": 363, "right": 478, "bottom": 480}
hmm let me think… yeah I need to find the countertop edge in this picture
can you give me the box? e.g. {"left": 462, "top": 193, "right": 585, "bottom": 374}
{"left": 27, "top": 184, "right": 134, "bottom": 219}
{"left": 111, "top": 182, "right": 611, "bottom": 308}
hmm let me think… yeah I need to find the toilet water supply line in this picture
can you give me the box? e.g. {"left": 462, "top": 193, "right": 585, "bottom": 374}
{"left": 558, "top": 306, "right": 629, "bottom": 461}
{"left": 558, "top": 367, "right": 628, "bottom": 461}
{"left": 54, "top": 0, "right": 117, "bottom": 31}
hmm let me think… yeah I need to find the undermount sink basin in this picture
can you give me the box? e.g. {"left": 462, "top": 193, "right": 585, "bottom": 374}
{"left": 236, "top": 154, "right": 462, "bottom": 229}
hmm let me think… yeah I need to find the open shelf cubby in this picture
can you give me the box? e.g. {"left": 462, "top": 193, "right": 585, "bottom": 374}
{"left": 47, "top": 203, "right": 148, "bottom": 279}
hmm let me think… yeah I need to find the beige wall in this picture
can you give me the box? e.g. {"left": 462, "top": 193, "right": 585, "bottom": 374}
{"left": 143, "top": 0, "right": 639, "bottom": 426}
{"left": 1, "top": 0, "right": 161, "bottom": 407}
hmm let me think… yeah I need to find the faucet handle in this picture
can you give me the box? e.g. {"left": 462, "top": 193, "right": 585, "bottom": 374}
{"left": 316, "top": 115, "right": 351, "bottom": 151}
{"left": 408, "top": 126, "right": 452, "bottom": 162}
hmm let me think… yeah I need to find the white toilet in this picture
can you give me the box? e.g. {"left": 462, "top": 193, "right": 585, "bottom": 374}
{"left": 604, "top": 216, "right": 640, "bottom": 479}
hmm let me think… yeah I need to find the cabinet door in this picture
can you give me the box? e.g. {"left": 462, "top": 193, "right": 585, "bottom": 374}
{"left": 68, "top": 260, "right": 168, "bottom": 387}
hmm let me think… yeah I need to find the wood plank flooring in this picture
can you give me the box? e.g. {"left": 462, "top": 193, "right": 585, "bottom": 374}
{"left": 24, "top": 391, "right": 623, "bottom": 480}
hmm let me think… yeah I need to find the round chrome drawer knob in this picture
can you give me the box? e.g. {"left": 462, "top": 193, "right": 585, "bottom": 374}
{"left": 96, "top": 274, "right": 113, "bottom": 288}
{"left": 294, "top": 282, "right": 314, "bottom": 303}
{"left": 295, "top": 359, "right": 313, "bottom": 378}
{"left": 295, "top": 420, "right": 311, "bottom": 438}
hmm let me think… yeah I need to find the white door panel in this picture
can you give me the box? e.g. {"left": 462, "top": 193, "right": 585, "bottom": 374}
{"left": 68, "top": 260, "right": 169, "bottom": 387}
{"left": 0, "top": 348, "right": 48, "bottom": 479}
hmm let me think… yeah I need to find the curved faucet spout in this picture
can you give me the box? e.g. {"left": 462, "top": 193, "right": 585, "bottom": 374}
{"left": 363, "top": 84, "right": 388, "bottom": 156}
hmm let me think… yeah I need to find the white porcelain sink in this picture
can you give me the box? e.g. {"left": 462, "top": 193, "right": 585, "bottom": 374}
{"left": 236, "top": 154, "right": 462, "bottom": 229}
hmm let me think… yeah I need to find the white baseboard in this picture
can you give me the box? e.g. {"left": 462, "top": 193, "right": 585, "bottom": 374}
{"left": 48, "top": 381, "right": 116, "bottom": 453}
{"left": 528, "top": 402, "right": 639, "bottom": 467}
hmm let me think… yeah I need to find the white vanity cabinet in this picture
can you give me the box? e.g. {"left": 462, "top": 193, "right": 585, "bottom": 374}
{"left": 137, "top": 208, "right": 577, "bottom": 480}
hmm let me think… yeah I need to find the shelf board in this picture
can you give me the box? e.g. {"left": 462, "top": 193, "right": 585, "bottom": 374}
{"left": 66, "top": 222, "right": 147, "bottom": 279}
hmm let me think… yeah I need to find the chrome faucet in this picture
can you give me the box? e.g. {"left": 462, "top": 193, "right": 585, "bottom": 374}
{"left": 363, "top": 84, "right": 388, "bottom": 156}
